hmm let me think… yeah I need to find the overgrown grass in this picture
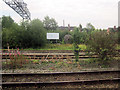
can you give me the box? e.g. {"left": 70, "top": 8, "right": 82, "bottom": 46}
{"left": 23, "top": 44, "right": 87, "bottom": 50}
{"left": 40, "top": 44, "right": 74, "bottom": 50}
{"left": 3, "top": 58, "right": 119, "bottom": 72}
{"left": 116, "top": 44, "right": 120, "bottom": 50}
{"left": 2, "top": 44, "right": 119, "bottom": 50}
{"left": 78, "top": 44, "right": 87, "bottom": 50}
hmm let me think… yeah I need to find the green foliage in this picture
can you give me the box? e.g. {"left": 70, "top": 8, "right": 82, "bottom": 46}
{"left": 87, "top": 31, "right": 118, "bottom": 64}
{"left": 22, "top": 44, "right": 86, "bottom": 50}
{"left": 43, "top": 16, "right": 58, "bottom": 30}
{"left": 32, "top": 60, "right": 39, "bottom": 64}
{"left": 2, "top": 16, "right": 24, "bottom": 48}
{"left": 79, "top": 32, "right": 88, "bottom": 44}
{"left": 59, "top": 30, "right": 71, "bottom": 42}
{"left": 3, "top": 49, "right": 27, "bottom": 72}
{"left": 86, "top": 23, "right": 95, "bottom": 33}
{"left": 2, "top": 16, "right": 47, "bottom": 49}
{"left": 2, "top": 22, "right": 21, "bottom": 48}
{"left": 27, "top": 19, "right": 47, "bottom": 48}
{"left": 64, "top": 34, "right": 73, "bottom": 44}
{"left": 2, "top": 15, "right": 14, "bottom": 29}
{"left": 70, "top": 27, "right": 89, "bottom": 44}
{"left": 78, "top": 44, "right": 87, "bottom": 50}
{"left": 73, "top": 28, "right": 81, "bottom": 44}
{"left": 41, "top": 44, "right": 74, "bottom": 50}
{"left": 79, "top": 24, "right": 82, "bottom": 31}
{"left": 118, "top": 27, "right": 120, "bottom": 44}
{"left": 73, "top": 43, "right": 80, "bottom": 62}
{"left": 72, "top": 27, "right": 88, "bottom": 44}
{"left": 73, "top": 28, "right": 81, "bottom": 62}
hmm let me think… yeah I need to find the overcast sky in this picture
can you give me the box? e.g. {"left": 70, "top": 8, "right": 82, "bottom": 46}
{"left": 0, "top": 0, "right": 119, "bottom": 29}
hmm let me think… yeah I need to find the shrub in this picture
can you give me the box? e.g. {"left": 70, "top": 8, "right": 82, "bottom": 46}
{"left": 87, "top": 31, "right": 118, "bottom": 65}
{"left": 118, "top": 27, "right": 120, "bottom": 44}
{"left": 2, "top": 16, "right": 47, "bottom": 49}
{"left": 73, "top": 28, "right": 81, "bottom": 62}
{"left": 59, "top": 30, "right": 71, "bottom": 42}
{"left": 26, "top": 19, "right": 47, "bottom": 48}
{"left": 64, "top": 34, "right": 73, "bottom": 44}
{"left": 73, "top": 28, "right": 81, "bottom": 44}
{"left": 73, "top": 43, "right": 80, "bottom": 62}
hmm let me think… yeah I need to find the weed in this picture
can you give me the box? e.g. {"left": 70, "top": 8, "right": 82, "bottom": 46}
{"left": 4, "top": 48, "right": 27, "bottom": 72}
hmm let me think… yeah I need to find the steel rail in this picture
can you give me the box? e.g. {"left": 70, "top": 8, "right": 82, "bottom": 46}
{"left": 2, "top": 78, "right": 120, "bottom": 87}
{"left": 1, "top": 70, "right": 120, "bottom": 75}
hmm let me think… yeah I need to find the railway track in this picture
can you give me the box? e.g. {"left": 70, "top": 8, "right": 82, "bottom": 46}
{"left": 2, "top": 70, "right": 120, "bottom": 89}
{"left": 2, "top": 52, "right": 97, "bottom": 60}
{"left": 2, "top": 49, "right": 120, "bottom": 53}
{"left": 2, "top": 78, "right": 120, "bottom": 89}
{"left": 2, "top": 49, "right": 120, "bottom": 60}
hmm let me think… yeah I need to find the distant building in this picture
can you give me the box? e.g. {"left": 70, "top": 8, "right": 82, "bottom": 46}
{"left": 108, "top": 26, "right": 118, "bottom": 32}
{"left": 58, "top": 26, "right": 75, "bottom": 31}
{"left": 58, "top": 24, "right": 76, "bottom": 31}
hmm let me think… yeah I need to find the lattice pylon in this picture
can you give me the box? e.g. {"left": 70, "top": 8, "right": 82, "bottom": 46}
{"left": 3, "top": 0, "right": 31, "bottom": 21}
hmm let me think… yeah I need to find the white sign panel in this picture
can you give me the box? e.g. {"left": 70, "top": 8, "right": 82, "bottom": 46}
{"left": 47, "top": 33, "right": 59, "bottom": 39}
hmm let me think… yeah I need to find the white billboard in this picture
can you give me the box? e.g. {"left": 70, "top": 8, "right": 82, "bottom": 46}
{"left": 47, "top": 33, "right": 59, "bottom": 39}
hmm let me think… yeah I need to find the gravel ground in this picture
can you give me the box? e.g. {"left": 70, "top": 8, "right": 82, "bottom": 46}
{"left": 2, "top": 71, "right": 119, "bottom": 82}
{"left": 2, "top": 56, "right": 119, "bottom": 73}
{"left": 2, "top": 68, "right": 119, "bottom": 73}
{"left": 2, "top": 82, "right": 119, "bottom": 89}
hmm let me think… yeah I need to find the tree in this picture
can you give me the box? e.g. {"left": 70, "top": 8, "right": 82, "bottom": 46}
{"left": 2, "top": 16, "right": 47, "bottom": 49}
{"left": 43, "top": 16, "right": 58, "bottom": 30}
{"left": 73, "top": 28, "right": 81, "bottom": 62}
{"left": 59, "top": 30, "right": 70, "bottom": 42}
{"left": 86, "top": 23, "right": 95, "bottom": 33}
{"left": 73, "top": 28, "right": 81, "bottom": 44}
{"left": 64, "top": 34, "right": 73, "bottom": 44}
{"left": 2, "top": 16, "right": 21, "bottom": 48}
{"left": 79, "top": 24, "right": 82, "bottom": 32}
{"left": 2, "top": 16, "right": 14, "bottom": 29}
{"left": 87, "top": 31, "right": 118, "bottom": 65}
{"left": 27, "top": 19, "right": 47, "bottom": 48}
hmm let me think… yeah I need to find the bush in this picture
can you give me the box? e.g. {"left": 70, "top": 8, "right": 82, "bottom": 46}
{"left": 59, "top": 30, "right": 71, "bottom": 42}
{"left": 64, "top": 34, "right": 73, "bottom": 44}
{"left": 73, "top": 43, "right": 80, "bottom": 62}
{"left": 73, "top": 28, "right": 81, "bottom": 44}
{"left": 73, "top": 28, "right": 81, "bottom": 62}
{"left": 26, "top": 19, "right": 47, "bottom": 48}
{"left": 87, "top": 31, "right": 118, "bottom": 65}
{"left": 118, "top": 27, "right": 120, "bottom": 44}
{"left": 2, "top": 16, "right": 47, "bottom": 49}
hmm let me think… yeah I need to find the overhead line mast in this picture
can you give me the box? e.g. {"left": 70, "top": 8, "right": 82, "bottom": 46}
{"left": 3, "top": 0, "right": 31, "bottom": 21}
